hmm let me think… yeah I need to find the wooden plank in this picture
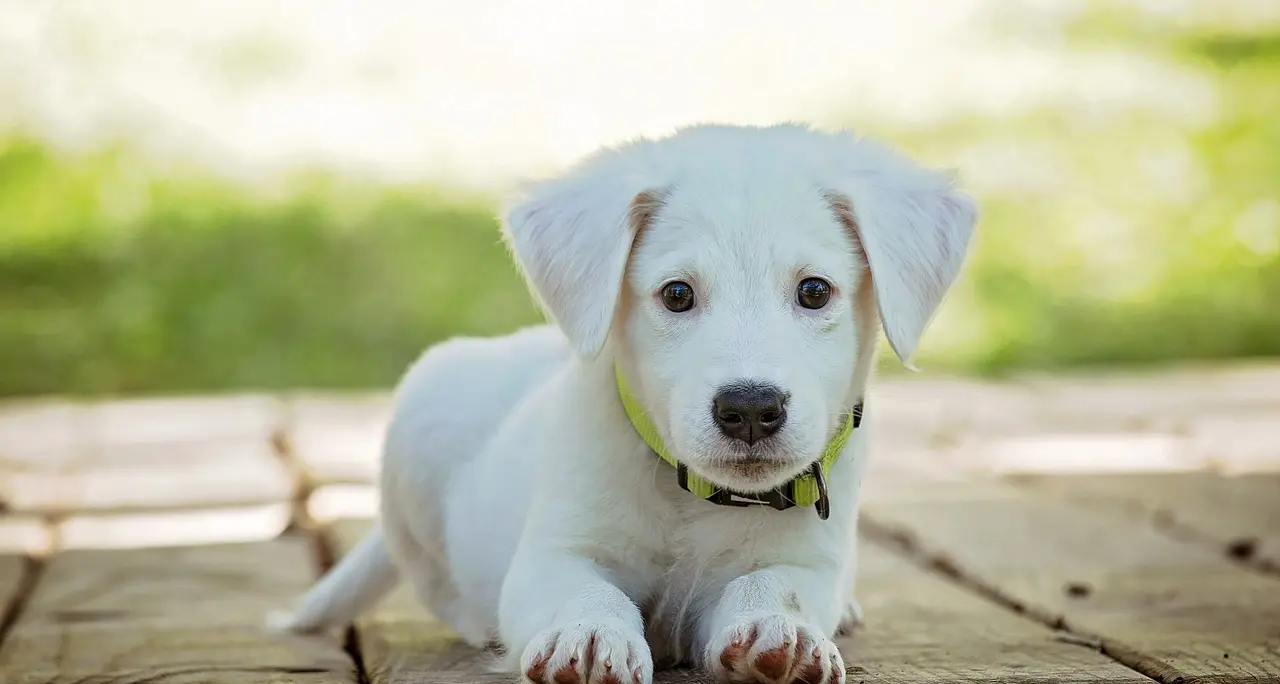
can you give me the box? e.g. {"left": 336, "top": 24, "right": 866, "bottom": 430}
{"left": 54, "top": 502, "right": 294, "bottom": 551}
{"left": 0, "top": 534, "right": 357, "bottom": 683}
{"left": 255, "top": 366, "right": 1280, "bottom": 487}
{"left": 286, "top": 394, "right": 392, "bottom": 486}
{"left": 1186, "top": 415, "right": 1280, "bottom": 474}
{"left": 863, "top": 478, "right": 1280, "bottom": 684}
{"left": 0, "top": 395, "right": 285, "bottom": 459}
{"left": 328, "top": 519, "right": 495, "bottom": 682}
{"left": 0, "top": 439, "right": 292, "bottom": 516}
{"left": 1010, "top": 473, "right": 1280, "bottom": 569}
{"left": 329, "top": 518, "right": 1147, "bottom": 683}
{"left": 846, "top": 537, "right": 1150, "bottom": 683}
{"left": 1, "top": 499, "right": 290, "bottom": 556}
{"left": 0, "top": 395, "right": 292, "bottom": 516}
{"left": 0, "top": 516, "right": 54, "bottom": 555}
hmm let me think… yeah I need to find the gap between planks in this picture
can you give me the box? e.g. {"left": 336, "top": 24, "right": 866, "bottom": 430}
{"left": 279, "top": 419, "right": 375, "bottom": 684}
{"left": 0, "top": 555, "right": 44, "bottom": 651}
{"left": 0, "top": 421, "right": 303, "bottom": 653}
{"left": 310, "top": 523, "right": 374, "bottom": 684}
{"left": 1005, "top": 473, "right": 1280, "bottom": 580}
{"left": 858, "top": 514, "right": 1167, "bottom": 681}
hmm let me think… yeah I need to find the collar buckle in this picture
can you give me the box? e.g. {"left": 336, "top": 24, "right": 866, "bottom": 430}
{"left": 678, "top": 463, "right": 798, "bottom": 512}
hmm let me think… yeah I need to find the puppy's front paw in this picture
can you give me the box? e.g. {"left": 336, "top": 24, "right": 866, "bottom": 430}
{"left": 521, "top": 620, "right": 653, "bottom": 684}
{"left": 707, "top": 614, "right": 844, "bottom": 684}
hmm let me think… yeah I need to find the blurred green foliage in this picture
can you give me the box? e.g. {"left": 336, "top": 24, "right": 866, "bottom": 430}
{"left": 875, "top": 6, "right": 1280, "bottom": 374}
{"left": 1, "top": 7, "right": 1277, "bottom": 396}
{"left": 0, "top": 145, "right": 540, "bottom": 395}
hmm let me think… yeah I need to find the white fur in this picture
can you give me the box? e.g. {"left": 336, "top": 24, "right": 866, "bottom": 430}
{"left": 274, "top": 123, "right": 977, "bottom": 684}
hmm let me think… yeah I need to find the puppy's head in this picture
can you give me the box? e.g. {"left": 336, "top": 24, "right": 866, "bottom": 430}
{"left": 502, "top": 124, "right": 976, "bottom": 493}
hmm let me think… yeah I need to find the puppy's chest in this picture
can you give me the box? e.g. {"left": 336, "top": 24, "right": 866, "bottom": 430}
{"left": 638, "top": 512, "right": 780, "bottom": 664}
{"left": 641, "top": 490, "right": 789, "bottom": 584}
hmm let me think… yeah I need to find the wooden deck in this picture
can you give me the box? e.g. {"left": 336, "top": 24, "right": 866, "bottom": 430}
{"left": 1, "top": 366, "right": 1279, "bottom": 683}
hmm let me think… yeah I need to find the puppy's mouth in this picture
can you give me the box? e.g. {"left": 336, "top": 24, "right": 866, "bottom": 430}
{"left": 720, "top": 456, "right": 778, "bottom": 478}
{"left": 695, "top": 446, "right": 812, "bottom": 492}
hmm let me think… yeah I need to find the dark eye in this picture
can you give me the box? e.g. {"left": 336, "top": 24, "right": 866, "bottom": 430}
{"left": 797, "top": 278, "right": 831, "bottom": 310}
{"left": 661, "top": 281, "right": 696, "bottom": 312}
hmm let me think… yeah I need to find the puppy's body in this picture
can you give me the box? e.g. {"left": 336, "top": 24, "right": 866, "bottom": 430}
{"left": 382, "top": 325, "right": 570, "bottom": 643}
{"left": 375, "top": 325, "right": 869, "bottom": 664}
{"left": 279, "top": 124, "right": 976, "bottom": 684}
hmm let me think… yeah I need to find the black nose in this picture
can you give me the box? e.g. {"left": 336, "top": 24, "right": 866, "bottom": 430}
{"left": 712, "top": 384, "right": 788, "bottom": 445}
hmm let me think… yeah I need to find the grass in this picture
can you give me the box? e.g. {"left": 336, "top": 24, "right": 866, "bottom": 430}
{"left": 1, "top": 6, "right": 1278, "bottom": 397}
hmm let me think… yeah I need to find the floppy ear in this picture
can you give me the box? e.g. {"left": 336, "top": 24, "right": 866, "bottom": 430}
{"left": 825, "top": 143, "right": 978, "bottom": 366}
{"left": 501, "top": 156, "right": 662, "bottom": 359}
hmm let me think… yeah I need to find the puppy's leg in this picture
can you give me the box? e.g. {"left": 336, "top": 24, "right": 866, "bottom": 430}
{"left": 835, "top": 600, "right": 863, "bottom": 636}
{"left": 501, "top": 549, "right": 652, "bottom": 684}
{"left": 702, "top": 567, "right": 845, "bottom": 684}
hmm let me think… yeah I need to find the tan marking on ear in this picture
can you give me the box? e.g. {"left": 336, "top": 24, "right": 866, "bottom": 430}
{"left": 821, "top": 189, "right": 866, "bottom": 262}
{"left": 621, "top": 188, "right": 670, "bottom": 282}
{"left": 829, "top": 188, "right": 883, "bottom": 386}
{"left": 615, "top": 189, "right": 670, "bottom": 330}
{"left": 822, "top": 189, "right": 854, "bottom": 228}
{"left": 629, "top": 189, "right": 667, "bottom": 237}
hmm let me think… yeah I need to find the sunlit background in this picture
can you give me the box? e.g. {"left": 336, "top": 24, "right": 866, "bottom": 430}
{"left": 0, "top": 0, "right": 1278, "bottom": 551}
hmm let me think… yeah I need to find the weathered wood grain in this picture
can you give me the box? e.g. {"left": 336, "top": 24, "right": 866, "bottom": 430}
{"left": 0, "top": 439, "right": 292, "bottom": 516}
{"left": 844, "top": 536, "right": 1151, "bottom": 684}
{"left": 0, "top": 395, "right": 292, "bottom": 519}
{"left": 0, "top": 533, "right": 357, "bottom": 683}
{"left": 1010, "top": 473, "right": 1280, "bottom": 569}
{"left": 863, "top": 478, "right": 1280, "bottom": 684}
{"left": 328, "top": 519, "right": 493, "bottom": 682}
{"left": 329, "top": 518, "right": 1145, "bottom": 684}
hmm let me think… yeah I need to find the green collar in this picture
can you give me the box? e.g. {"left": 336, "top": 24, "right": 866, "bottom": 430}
{"left": 615, "top": 365, "right": 862, "bottom": 520}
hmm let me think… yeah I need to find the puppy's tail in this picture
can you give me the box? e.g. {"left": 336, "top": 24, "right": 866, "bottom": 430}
{"left": 268, "top": 524, "right": 400, "bottom": 634}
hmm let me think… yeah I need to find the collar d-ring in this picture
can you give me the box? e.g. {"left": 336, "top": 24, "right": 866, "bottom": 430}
{"left": 809, "top": 461, "right": 831, "bottom": 520}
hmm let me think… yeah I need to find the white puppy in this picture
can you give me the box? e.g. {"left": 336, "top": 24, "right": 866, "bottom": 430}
{"left": 277, "top": 123, "right": 977, "bottom": 684}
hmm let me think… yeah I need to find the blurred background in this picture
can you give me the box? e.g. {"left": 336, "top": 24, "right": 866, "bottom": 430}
{"left": 2, "top": 0, "right": 1277, "bottom": 398}
{"left": 0, "top": 0, "right": 1279, "bottom": 554}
